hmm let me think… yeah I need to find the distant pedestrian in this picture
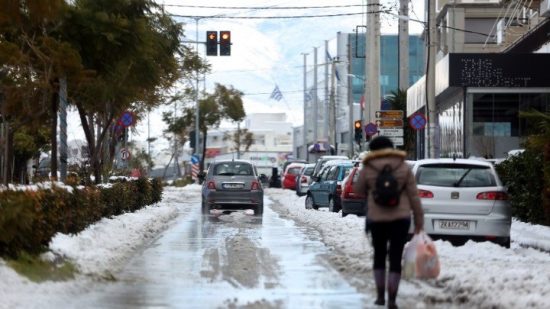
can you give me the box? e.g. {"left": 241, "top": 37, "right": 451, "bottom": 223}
{"left": 353, "top": 136, "right": 424, "bottom": 309}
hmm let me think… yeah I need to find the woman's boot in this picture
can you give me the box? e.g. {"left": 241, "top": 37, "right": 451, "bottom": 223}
{"left": 373, "top": 269, "right": 386, "bottom": 305}
{"left": 387, "top": 272, "right": 401, "bottom": 309}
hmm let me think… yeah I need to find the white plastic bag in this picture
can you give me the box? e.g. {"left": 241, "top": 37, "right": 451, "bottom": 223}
{"left": 402, "top": 231, "right": 440, "bottom": 279}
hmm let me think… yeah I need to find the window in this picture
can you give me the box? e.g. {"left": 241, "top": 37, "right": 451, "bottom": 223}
{"left": 214, "top": 162, "right": 253, "bottom": 176}
{"left": 473, "top": 93, "right": 519, "bottom": 137}
{"left": 327, "top": 166, "right": 339, "bottom": 180}
{"left": 464, "top": 18, "right": 497, "bottom": 44}
{"left": 255, "top": 135, "right": 265, "bottom": 146}
{"left": 416, "top": 164, "right": 496, "bottom": 187}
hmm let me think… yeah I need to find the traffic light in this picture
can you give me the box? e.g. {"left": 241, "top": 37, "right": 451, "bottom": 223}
{"left": 206, "top": 31, "right": 217, "bottom": 56}
{"left": 219, "top": 31, "right": 231, "bottom": 56}
{"left": 354, "top": 120, "right": 363, "bottom": 144}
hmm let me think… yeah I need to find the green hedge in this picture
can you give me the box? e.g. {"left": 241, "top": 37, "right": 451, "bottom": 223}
{"left": 0, "top": 178, "right": 163, "bottom": 258}
{"left": 496, "top": 150, "right": 546, "bottom": 224}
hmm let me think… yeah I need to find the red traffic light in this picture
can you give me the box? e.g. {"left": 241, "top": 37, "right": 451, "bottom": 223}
{"left": 354, "top": 120, "right": 362, "bottom": 129}
{"left": 219, "top": 31, "right": 231, "bottom": 56}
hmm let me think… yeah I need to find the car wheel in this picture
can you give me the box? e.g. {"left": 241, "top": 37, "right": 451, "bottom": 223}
{"left": 341, "top": 210, "right": 348, "bottom": 217}
{"left": 328, "top": 198, "right": 337, "bottom": 213}
{"left": 254, "top": 204, "right": 264, "bottom": 216}
{"left": 305, "top": 195, "right": 317, "bottom": 210}
{"left": 500, "top": 237, "right": 511, "bottom": 249}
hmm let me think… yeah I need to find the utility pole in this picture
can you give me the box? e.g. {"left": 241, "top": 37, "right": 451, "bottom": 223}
{"left": 347, "top": 43, "right": 354, "bottom": 158}
{"left": 329, "top": 58, "right": 337, "bottom": 151}
{"left": 313, "top": 47, "right": 319, "bottom": 143}
{"left": 324, "top": 40, "right": 329, "bottom": 141}
{"left": 302, "top": 52, "right": 309, "bottom": 160}
{"left": 398, "top": 0, "right": 409, "bottom": 90}
{"left": 365, "top": 0, "right": 381, "bottom": 135}
{"left": 427, "top": 0, "right": 438, "bottom": 158}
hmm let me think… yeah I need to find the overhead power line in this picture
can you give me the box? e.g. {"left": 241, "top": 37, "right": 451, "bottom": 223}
{"left": 163, "top": 4, "right": 372, "bottom": 10}
{"left": 170, "top": 11, "right": 391, "bottom": 19}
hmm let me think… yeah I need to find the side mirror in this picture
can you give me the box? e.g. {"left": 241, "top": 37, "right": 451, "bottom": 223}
{"left": 311, "top": 175, "right": 319, "bottom": 182}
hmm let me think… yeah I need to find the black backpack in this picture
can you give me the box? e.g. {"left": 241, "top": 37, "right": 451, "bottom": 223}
{"left": 368, "top": 162, "right": 405, "bottom": 208}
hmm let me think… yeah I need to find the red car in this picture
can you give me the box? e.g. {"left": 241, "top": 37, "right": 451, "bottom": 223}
{"left": 340, "top": 166, "right": 367, "bottom": 217}
{"left": 282, "top": 163, "right": 305, "bottom": 190}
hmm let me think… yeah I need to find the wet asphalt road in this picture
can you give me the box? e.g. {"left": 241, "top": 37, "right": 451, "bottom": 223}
{"left": 65, "top": 195, "right": 369, "bottom": 308}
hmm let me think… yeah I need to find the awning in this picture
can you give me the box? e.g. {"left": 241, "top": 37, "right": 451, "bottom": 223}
{"left": 308, "top": 142, "right": 335, "bottom": 153}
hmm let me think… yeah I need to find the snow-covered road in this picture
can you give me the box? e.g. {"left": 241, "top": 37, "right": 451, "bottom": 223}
{"left": 1, "top": 185, "right": 550, "bottom": 308}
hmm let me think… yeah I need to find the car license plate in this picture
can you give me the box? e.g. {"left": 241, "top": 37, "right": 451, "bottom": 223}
{"left": 223, "top": 183, "right": 244, "bottom": 189}
{"left": 438, "top": 220, "right": 471, "bottom": 230}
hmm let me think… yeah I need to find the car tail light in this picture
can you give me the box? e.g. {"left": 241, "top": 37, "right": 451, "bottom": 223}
{"left": 207, "top": 181, "right": 216, "bottom": 190}
{"left": 301, "top": 176, "right": 308, "bottom": 183}
{"left": 336, "top": 184, "right": 342, "bottom": 196}
{"left": 251, "top": 180, "right": 260, "bottom": 191}
{"left": 476, "top": 191, "right": 508, "bottom": 200}
{"left": 418, "top": 189, "right": 434, "bottom": 198}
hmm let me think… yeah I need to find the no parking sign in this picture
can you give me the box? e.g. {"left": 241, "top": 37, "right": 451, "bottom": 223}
{"left": 409, "top": 112, "right": 427, "bottom": 131}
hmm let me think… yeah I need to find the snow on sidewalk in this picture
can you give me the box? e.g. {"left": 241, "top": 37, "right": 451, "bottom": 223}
{"left": 0, "top": 186, "right": 198, "bottom": 309}
{"left": 266, "top": 188, "right": 550, "bottom": 309}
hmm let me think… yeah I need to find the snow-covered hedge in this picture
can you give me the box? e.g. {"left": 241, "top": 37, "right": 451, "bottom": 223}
{"left": 0, "top": 178, "right": 163, "bottom": 258}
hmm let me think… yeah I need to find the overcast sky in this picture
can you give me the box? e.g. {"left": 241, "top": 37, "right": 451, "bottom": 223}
{"left": 68, "top": 1, "right": 426, "bottom": 157}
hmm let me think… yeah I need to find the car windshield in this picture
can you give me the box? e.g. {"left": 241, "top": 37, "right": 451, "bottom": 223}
{"left": 416, "top": 164, "right": 496, "bottom": 187}
{"left": 213, "top": 162, "right": 253, "bottom": 176}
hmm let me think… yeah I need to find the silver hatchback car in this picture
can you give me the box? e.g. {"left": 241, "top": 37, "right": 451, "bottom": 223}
{"left": 201, "top": 160, "right": 264, "bottom": 216}
{"left": 411, "top": 158, "right": 511, "bottom": 248}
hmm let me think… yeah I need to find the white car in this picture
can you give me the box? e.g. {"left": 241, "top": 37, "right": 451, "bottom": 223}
{"left": 411, "top": 158, "right": 511, "bottom": 248}
{"left": 296, "top": 163, "right": 315, "bottom": 196}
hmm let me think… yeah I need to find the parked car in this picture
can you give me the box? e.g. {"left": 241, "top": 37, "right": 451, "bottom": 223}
{"left": 282, "top": 162, "right": 306, "bottom": 190}
{"left": 201, "top": 160, "right": 264, "bottom": 216}
{"left": 310, "top": 155, "right": 349, "bottom": 184}
{"left": 295, "top": 163, "right": 315, "bottom": 196}
{"left": 282, "top": 159, "right": 308, "bottom": 176}
{"left": 306, "top": 160, "right": 354, "bottom": 212}
{"left": 340, "top": 165, "right": 367, "bottom": 217}
{"left": 411, "top": 158, "right": 511, "bottom": 248}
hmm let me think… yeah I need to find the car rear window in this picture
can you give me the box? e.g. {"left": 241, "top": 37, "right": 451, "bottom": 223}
{"left": 287, "top": 167, "right": 302, "bottom": 175}
{"left": 416, "top": 164, "right": 497, "bottom": 187}
{"left": 303, "top": 166, "right": 314, "bottom": 176}
{"left": 339, "top": 166, "right": 353, "bottom": 181}
{"left": 213, "top": 162, "right": 253, "bottom": 176}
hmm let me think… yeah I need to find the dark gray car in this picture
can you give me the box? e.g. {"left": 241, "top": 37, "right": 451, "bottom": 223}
{"left": 201, "top": 160, "right": 264, "bottom": 216}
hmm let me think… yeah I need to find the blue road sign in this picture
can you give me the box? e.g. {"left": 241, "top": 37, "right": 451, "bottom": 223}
{"left": 120, "top": 111, "right": 135, "bottom": 127}
{"left": 409, "top": 112, "right": 427, "bottom": 130}
{"left": 191, "top": 155, "right": 199, "bottom": 164}
{"left": 365, "top": 122, "right": 378, "bottom": 136}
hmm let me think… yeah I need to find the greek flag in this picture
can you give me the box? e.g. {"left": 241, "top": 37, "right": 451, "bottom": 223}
{"left": 270, "top": 85, "right": 283, "bottom": 101}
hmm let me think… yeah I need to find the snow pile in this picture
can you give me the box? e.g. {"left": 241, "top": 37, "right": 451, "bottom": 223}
{"left": 266, "top": 188, "right": 550, "bottom": 308}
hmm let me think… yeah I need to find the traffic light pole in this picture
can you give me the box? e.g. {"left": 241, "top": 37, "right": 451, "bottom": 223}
{"left": 194, "top": 18, "right": 201, "bottom": 173}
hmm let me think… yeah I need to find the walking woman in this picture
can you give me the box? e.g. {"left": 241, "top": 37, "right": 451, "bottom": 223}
{"left": 354, "top": 136, "right": 424, "bottom": 308}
